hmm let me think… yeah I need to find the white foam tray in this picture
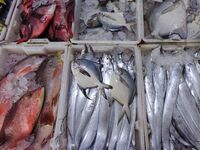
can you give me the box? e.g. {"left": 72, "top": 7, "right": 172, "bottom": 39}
{"left": 138, "top": 43, "right": 200, "bottom": 150}
{"left": 141, "top": 0, "right": 200, "bottom": 43}
{"left": 0, "top": 0, "right": 17, "bottom": 41}
{"left": 52, "top": 44, "right": 148, "bottom": 150}
{"left": 0, "top": 41, "right": 67, "bottom": 149}
{"left": 71, "top": 0, "right": 143, "bottom": 44}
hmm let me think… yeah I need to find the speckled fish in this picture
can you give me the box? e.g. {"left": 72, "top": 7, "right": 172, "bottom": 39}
{"left": 71, "top": 58, "right": 112, "bottom": 99}
{"left": 149, "top": 0, "right": 187, "bottom": 39}
{"left": 0, "top": 55, "right": 46, "bottom": 134}
{"left": 162, "top": 63, "right": 183, "bottom": 150}
{"left": 27, "top": 55, "right": 63, "bottom": 150}
{"left": 110, "top": 67, "right": 136, "bottom": 123}
{"left": 97, "top": 12, "right": 133, "bottom": 32}
{"left": 0, "top": 87, "right": 44, "bottom": 149}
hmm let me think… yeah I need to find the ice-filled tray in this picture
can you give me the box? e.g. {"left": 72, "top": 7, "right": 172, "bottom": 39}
{"left": 0, "top": 0, "right": 17, "bottom": 41}
{"left": 71, "top": 0, "right": 143, "bottom": 44}
{"left": 0, "top": 43, "right": 66, "bottom": 150}
{"left": 52, "top": 44, "right": 147, "bottom": 150}
{"left": 142, "top": 0, "right": 200, "bottom": 43}
{"left": 139, "top": 43, "right": 200, "bottom": 150}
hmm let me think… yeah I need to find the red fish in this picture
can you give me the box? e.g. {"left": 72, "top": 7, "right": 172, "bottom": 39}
{"left": 26, "top": 55, "right": 63, "bottom": 150}
{"left": 48, "top": 0, "right": 74, "bottom": 41}
{"left": 0, "top": 55, "right": 46, "bottom": 133}
{"left": 17, "top": 1, "right": 56, "bottom": 43}
{"left": 0, "top": 87, "right": 45, "bottom": 149}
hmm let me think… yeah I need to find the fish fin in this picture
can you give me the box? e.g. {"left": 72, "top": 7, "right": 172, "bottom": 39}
{"left": 119, "top": 76, "right": 129, "bottom": 88}
{"left": 79, "top": 68, "right": 91, "bottom": 77}
{"left": 172, "top": 27, "right": 187, "bottom": 39}
{"left": 88, "top": 45, "right": 95, "bottom": 56}
{"left": 161, "top": 2, "right": 175, "bottom": 14}
{"left": 101, "top": 83, "right": 112, "bottom": 89}
{"left": 100, "top": 88, "right": 107, "bottom": 100}
{"left": 118, "top": 105, "right": 131, "bottom": 124}
{"left": 40, "top": 103, "right": 54, "bottom": 125}
{"left": 79, "top": 86, "right": 91, "bottom": 100}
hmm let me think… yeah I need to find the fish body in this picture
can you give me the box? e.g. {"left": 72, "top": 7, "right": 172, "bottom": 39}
{"left": 0, "top": 55, "right": 46, "bottom": 133}
{"left": 0, "top": 87, "right": 44, "bottom": 149}
{"left": 149, "top": 0, "right": 187, "bottom": 39}
{"left": 162, "top": 63, "right": 183, "bottom": 150}
{"left": 27, "top": 55, "right": 63, "bottom": 150}
{"left": 110, "top": 67, "right": 135, "bottom": 123}
{"left": 153, "top": 66, "right": 166, "bottom": 150}
{"left": 71, "top": 58, "right": 112, "bottom": 99}
{"left": 97, "top": 12, "right": 132, "bottom": 32}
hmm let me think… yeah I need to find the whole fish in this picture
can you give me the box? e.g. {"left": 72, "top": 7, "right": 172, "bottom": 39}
{"left": 79, "top": 90, "right": 100, "bottom": 150}
{"left": 71, "top": 58, "right": 112, "bottom": 99}
{"left": 149, "top": 0, "right": 187, "bottom": 39}
{"left": 97, "top": 12, "right": 133, "bottom": 32}
{"left": 162, "top": 63, "right": 183, "bottom": 150}
{"left": 67, "top": 78, "right": 79, "bottom": 149}
{"left": 127, "top": 98, "right": 137, "bottom": 150}
{"left": 93, "top": 54, "right": 113, "bottom": 150}
{"left": 144, "top": 57, "right": 155, "bottom": 139}
{"left": 0, "top": 55, "right": 46, "bottom": 133}
{"left": 185, "top": 63, "right": 200, "bottom": 111}
{"left": 27, "top": 55, "right": 63, "bottom": 150}
{"left": 110, "top": 67, "right": 136, "bottom": 123}
{"left": 74, "top": 89, "right": 97, "bottom": 149}
{"left": 178, "top": 80, "right": 200, "bottom": 149}
{"left": 0, "top": 87, "right": 44, "bottom": 149}
{"left": 153, "top": 65, "right": 166, "bottom": 150}
{"left": 173, "top": 97, "right": 200, "bottom": 149}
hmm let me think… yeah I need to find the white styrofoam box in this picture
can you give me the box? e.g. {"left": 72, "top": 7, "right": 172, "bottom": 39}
{"left": 0, "top": 0, "right": 17, "bottom": 41}
{"left": 71, "top": 0, "right": 143, "bottom": 44}
{"left": 141, "top": 0, "right": 200, "bottom": 43}
{"left": 0, "top": 42, "right": 66, "bottom": 149}
{"left": 52, "top": 44, "right": 147, "bottom": 150}
{"left": 138, "top": 43, "right": 200, "bottom": 150}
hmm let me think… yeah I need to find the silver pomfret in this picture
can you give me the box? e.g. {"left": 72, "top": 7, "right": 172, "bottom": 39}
{"left": 110, "top": 67, "right": 136, "bottom": 123}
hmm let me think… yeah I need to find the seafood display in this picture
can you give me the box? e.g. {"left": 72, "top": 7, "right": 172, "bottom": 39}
{"left": 144, "top": 0, "right": 200, "bottom": 40}
{"left": 144, "top": 46, "right": 200, "bottom": 150}
{"left": 67, "top": 45, "right": 137, "bottom": 149}
{"left": 0, "top": 52, "right": 63, "bottom": 149}
{"left": 77, "top": 0, "right": 137, "bottom": 41}
{"left": 17, "top": 0, "right": 74, "bottom": 43}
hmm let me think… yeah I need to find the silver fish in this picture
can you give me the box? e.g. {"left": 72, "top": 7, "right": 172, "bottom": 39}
{"left": 97, "top": 12, "right": 133, "bottom": 32}
{"left": 110, "top": 67, "right": 136, "bottom": 123}
{"left": 185, "top": 63, "right": 200, "bottom": 109}
{"left": 67, "top": 78, "right": 79, "bottom": 148}
{"left": 144, "top": 57, "right": 155, "bottom": 139}
{"left": 71, "top": 58, "right": 112, "bottom": 99}
{"left": 93, "top": 54, "right": 113, "bottom": 150}
{"left": 177, "top": 80, "right": 200, "bottom": 149}
{"left": 162, "top": 63, "right": 183, "bottom": 150}
{"left": 149, "top": 0, "right": 187, "bottom": 39}
{"left": 173, "top": 95, "right": 198, "bottom": 149}
{"left": 169, "top": 125, "right": 192, "bottom": 147}
{"left": 127, "top": 98, "right": 137, "bottom": 150}
{"left": 74, "top": 89, "right": 97, "bottom": 149}
{"left": 153, "top": 65, "right": 166, "bottom": 150}
{"left": 107, "top": 102, "right": 123, "bottom": 150}
{"left": 79, "top": 90, "right": 100, "bottom": 150}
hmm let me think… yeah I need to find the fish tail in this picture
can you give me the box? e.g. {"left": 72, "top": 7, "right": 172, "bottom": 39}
{"left": 118, "top": 105, "right": 131, "bottom": 124}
